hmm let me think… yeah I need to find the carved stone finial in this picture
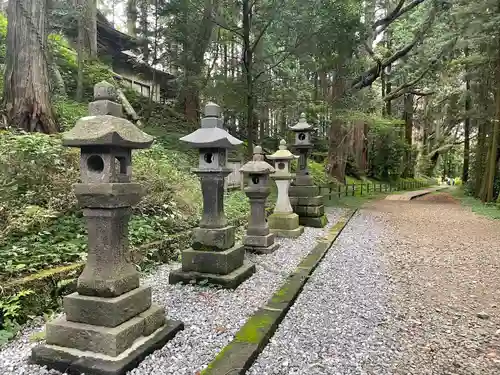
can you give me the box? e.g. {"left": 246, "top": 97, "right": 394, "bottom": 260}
{"left": 94, "top": 81, "right": 118, "bottom": 101}
{"left": 204, "top": 102, "right": 221, "bottom": 118}
{"left": 279, "top": 139, "right": 287, "bottom": 150}
{"left": 253, "top": 146, "right": 264, "bottom": 161}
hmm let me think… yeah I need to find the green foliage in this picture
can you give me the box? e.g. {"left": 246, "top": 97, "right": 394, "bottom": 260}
{"left": 367, "top": 121, "right": 408, "bottom": 180}
{"left": 53, "top": 99, "right": 88, "bottom": 131}
{"left": 0, "top": 290, "right": 34, "bottom": 346}
{"left": 49, "top": 33, "right": 113, "bottom": 101}
{"left": 0, "top": 131, "right": 250, "bottom": 280}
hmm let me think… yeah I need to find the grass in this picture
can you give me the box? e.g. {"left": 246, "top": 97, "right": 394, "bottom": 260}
{"left": 324, "top": 192, "right": 388, "bottom": 209}
{"left": 450, "top": 188, "right": 500, "bottom": 220}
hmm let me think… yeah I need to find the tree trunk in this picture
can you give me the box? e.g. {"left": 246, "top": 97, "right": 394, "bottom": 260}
{"left": 480, "top": 34, "right": 500, "bottom": 202}
{"left": 127, "top": 0, "right": 138, "bottom": 37}
{"left": 242, "top": 0, "right": 254, "bottom": 158}
{"left": 75, "top": 0, "right": 97, "bottom": 102}
{"left": 462, "top": 45, "right": 471, "bottom": 183}
{"left": 402, "top": 93, "right": 414, "bottom": 177}
{"left": 140, "top": 0, "right": 149, "bottom": 61}
{"left": 2, "top": 0, "right": 57, "bottom": 133}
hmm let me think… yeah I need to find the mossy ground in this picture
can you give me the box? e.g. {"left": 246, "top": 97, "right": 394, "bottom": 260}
{"left": 450, "top": 187, "right": 500, "bottom": 220}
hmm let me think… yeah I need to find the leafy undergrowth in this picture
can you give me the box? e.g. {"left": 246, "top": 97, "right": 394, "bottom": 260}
{"left": 450, "top": 188, "right": 500, "bottom": 220}
{"left": 0, "top": 132, "right": 249, "bottom": 281}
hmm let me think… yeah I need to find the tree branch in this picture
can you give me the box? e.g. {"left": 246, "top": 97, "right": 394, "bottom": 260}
{"left": 251, "top": 0, "right": 286, "bottom": 52}
{"left": 351, "top": 1, "right": 437, "bottom": 91}
{"left": 373, "top": 0, "right": 406, "bottom": 30}
{"left": 374, "top": 0, "right": 428, "bottom": 36}
{"left": 211, "top": 18, "right": 244, "bottom": 38}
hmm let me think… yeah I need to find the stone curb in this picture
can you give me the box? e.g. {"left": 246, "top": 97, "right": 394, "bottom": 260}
{"left": 200, "top": 209, "right": 358, "bottom": 375}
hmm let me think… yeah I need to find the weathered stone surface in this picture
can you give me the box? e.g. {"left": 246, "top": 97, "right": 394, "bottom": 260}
{"left": 31, "top": 319, "right": 184, "bottom": 375}
{"left": 293, "top": 204, "right": 325, "bottom": 217}
{"left": 45, "top": 315, "right": 145, "bottom": 357}
{"left": 192, "top": 226, "right": 236, "bottom": 250}
{"left": 290, "top": 195, "right": 324, "bottom": 206}
{"left": 243, "top": 233, "right": 275, "bottom": 248}
{"left": 64, "top": 286, "right": 151, "bottom": 328}
{"left": 274, "top": 180, "right": 293, "bottom": 213}
{"left": 268, "top": 212, "right": 300, "bottom": 230}
{"left": 245, "top": 242, "right": 280, "bottom": 254}
{"left": 74, "top": 183, "right": 144, "bottom": 208}
{"left": 77, "top": 207, "right": 139, "bottom": 298}
{"left": 89, "top": 100, "right": 123, "bottom": 117}
{"left": 63, "top": 115, "right": 154, "bottom": 149}
{"left": 169, "top": 261, "right": 256, "bottom": 289}
{"left": 94, "top": 81, "right": 118, "bottom": 101}
{"left": 180, "top": 103, "right": 242, "bottom": 148}
{"left": 299, "top": 215, "right": 328, "bottom": 228}
{"left": 139, "top": 304, "right": 166, "bottom": 336}
{"left": 181, "top": 244, "right": 245, "bottom": 275}
{"left": 289, "top": 185, "right": 320, "bottom": 197}
{"left": 269, "top": 226, "right": 304, "bottom": 238}
{"left": 196, "top": 173, "right": 230, "bottom": 228}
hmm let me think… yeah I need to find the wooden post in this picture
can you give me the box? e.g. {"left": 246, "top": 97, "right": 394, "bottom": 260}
{"left": 360, "top": 183, "right": 363, "bottom": 196}
{"left": 338, "top": 185, "right": 341, "bottom": 198}
{"left": 352, "top": 184, "right": 355, "bottom": 196}
{"left": 329, "top": 186, "right": 332, "bottom": 201}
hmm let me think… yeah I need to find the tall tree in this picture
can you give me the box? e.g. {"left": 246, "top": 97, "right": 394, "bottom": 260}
{"left": 2, "top": 0, "right": 57, "bottom": 133}
{"left": 75, "top": 0, "right": 97, "bottom": 101}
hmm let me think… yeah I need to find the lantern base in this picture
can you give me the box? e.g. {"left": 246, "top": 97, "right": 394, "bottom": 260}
{"left": 268, "top": 212, "right": 304, "bottom": 238}
{"left": 245, "top": 242, "right": 280, "bottom": 254}
{"left": 31, "top": 318, "right": 183, "bottom": 375}
{"left": 299, "top": 215, "right": 328, "bottom": 228}
{"left": 169, "top": 260, "right": 256, "bottom": 289}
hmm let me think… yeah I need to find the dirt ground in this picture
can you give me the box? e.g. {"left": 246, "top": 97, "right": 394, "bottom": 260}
{"left": 365, "top": 192, "right": 500, "bottom": 374}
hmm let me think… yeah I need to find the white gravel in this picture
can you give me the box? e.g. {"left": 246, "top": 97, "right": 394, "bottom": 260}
{"left": 0, "top": 209, "right": 343, "bottom": 375}
{"left": 248, "top": 211, "right": 401, "bottom": 375}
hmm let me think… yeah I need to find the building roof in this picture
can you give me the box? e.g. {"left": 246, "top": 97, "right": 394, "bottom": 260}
{"left": 96, "top": 11, "right": 175, "bottom": 83}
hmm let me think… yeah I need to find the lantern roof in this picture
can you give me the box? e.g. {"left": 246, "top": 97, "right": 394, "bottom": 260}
{"left": 240, "top": 146, "right": 275, "bottom": 174}
{"left": 289, "top": 113, "right": 314, "bottom": 132}
{"left": 180, "top": 102, "right": 242, "bottom": 149}
{"left": 62, "top": 115, "right": 154, "bottom": 149}
{"left": 267, "top": 140, "right": 298, "bottom": 160}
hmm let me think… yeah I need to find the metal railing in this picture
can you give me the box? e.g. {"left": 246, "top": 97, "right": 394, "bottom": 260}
{"left": 319, "top": 180, "right": 429, "bottom": 200}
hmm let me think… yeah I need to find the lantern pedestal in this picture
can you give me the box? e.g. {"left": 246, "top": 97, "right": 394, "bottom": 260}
{"left": 31, "top": 319, "right": 183, "bottom": 375}
{"left": 169, "top": 259, "right": 256, "bottom": 289}
{"left": 289, "top": 185, "right": 328, "bottom": 228}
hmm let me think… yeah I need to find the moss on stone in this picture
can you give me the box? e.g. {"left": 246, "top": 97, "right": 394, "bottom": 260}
{"left": 234, "top": 310, "right": 275, "bottom": 344}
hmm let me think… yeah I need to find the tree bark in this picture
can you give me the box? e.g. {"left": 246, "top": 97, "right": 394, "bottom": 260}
{"left": 402, "top": 92, "right": 414, "bottom": 177}
{"left": 480, "top": 30, "right": 500, "bottom": 202}
{"left": 2, "top": 0, "right": 57, "bottom": 133}
{"left": 75, "top": 0, "right": 97, "bottom": 102}
{"left": 462, "top": 45, "right": 471, "bottom": 183}
{"left": 127, "top": 0, "right": 138, "bottom": 37}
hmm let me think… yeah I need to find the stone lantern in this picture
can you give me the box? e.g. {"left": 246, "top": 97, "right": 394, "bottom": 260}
{"left": 32, "top": 82, "right": 183, "bottom": 375}
{"left": 267, "top": 140, "right": 304, "bottom": 238}
{"left": 240, "top": 146, "right": 279, "bottom": 254}
{"left": 169, "top": 102, "right": 256, "bottom": 288}
{"left": 289, "top": 113, "right": 328, "bottom": 228}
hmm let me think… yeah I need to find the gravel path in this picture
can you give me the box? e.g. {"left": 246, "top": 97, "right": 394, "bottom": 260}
{"left": 250, "top": 191, "right": 500, "bottom": 375}
{"left": 368, "top": 193, "right": 500, "bottom": 374}
{"left": 0, "top": 209, "right": 343, "bottom": 375}
{"left": 248, "top": 210, "right": 401, "bottom": 375}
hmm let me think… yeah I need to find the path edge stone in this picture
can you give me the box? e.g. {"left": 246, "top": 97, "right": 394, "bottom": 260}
{"left": 200, "top": 209, "right": 358, "bottom": 375}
